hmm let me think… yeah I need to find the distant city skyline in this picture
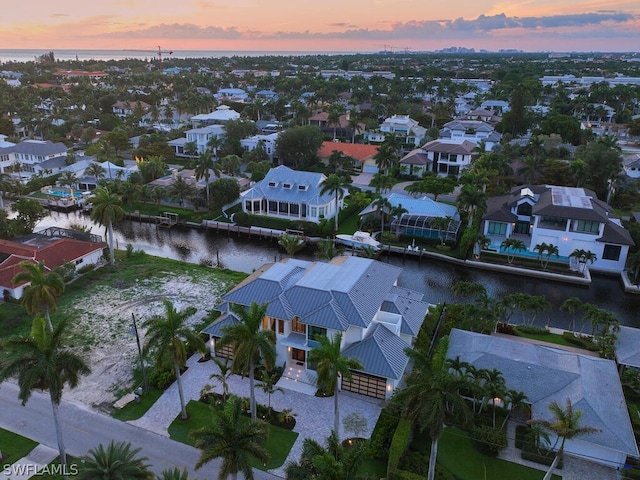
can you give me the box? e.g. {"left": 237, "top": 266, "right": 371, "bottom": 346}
{"left": 1, "top": 1, "right": 639, "bottom": 53}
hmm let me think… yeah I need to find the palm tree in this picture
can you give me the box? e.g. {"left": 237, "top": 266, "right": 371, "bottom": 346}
{"left": 218, "top": 302, "right": 276, "bottom": 420}
{"left": 191, "top": 395, "right": 269, "bottom": 480}
{"left": 320, "top": 175, "right": 351, "bottom": 231}
{"left": 13, "top": 261, "right": 64, "bottom": 332}
{"left": 529, "top": 399, "right": 599, "bottom": 480}
{"left": 284, "top": 430, "right": 365, "bottom": 480}
{"left": 0, "top": 317, "right": 90, "bottom": 479}
{"left": 500, "top": 238, "right": 526, "bottom": 264}
{"left": 534, "top": 243, "right": 559, "bottom": 269}
{"left": 569, "top": 249, "right": 597, "bottom": 274}
{"left": 85, "top": 162, "right": 106, "bottom": 181}
{"left": 257, "top": 370, "right": 284, "bottom": 418}
{"left": 58, "top": 171, "right": 78, "bottom": 190}
{"left": 278, "top": 234, "right": 305, "bottom": 256}
{"left": 501, "top": 389, "right": 529, "bottom": 429}
{"left": 157, "top": 467, "right": 193, "bottom": 480}
{"left": 142, "top": 299, "right": 206, "bottom": 420}
{"left": 560, "top": 297, "right": 584, "bottom": 333}
{"left": 169, "top": 175, "right": 196, "bottom": 207}
{"left": 430, "top": 216, "right": 451, "bottom": 246}
{"left": 315, "top": 238, "right": 342, "bottom": 261}
{"left": 397, "top": 338, "right": 471, "bottom": 480}
{"left": 456, "top": 184, "right": 487, "bottom": 229}
{"left": 210, "top": 357, "right": 232, "bottom": 403}
{"left": 480, "top": 368, "right": 506, "bottom": 428}
{"left": 194, "top": 150, "right": 220, "bottom": 203}
{"left": 89, "top": 186, "right": 125, "bottom": 266}
{"left": 389, "top": 204, "right": 408, "bottom": 235}
{"left": 308, "top": 332, "right": 363, "bottom": 439}
{"left": 371, "top": 195, "right": 392, "bottom": 233}
{"left": 78, "top": 441, "right": 152, "bottom": 480}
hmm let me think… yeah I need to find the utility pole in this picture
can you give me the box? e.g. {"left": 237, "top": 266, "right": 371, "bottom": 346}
{"left": 131, "top": 313, "right": 148, "bottom": 394}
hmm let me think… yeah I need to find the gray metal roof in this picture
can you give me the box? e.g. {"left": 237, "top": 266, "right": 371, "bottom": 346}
{"left": 447, "top": 329, "right": 639, "bottom": 457}
{"left": 202, "top": 312, "right": 240, "bottom": 337}
{"left": 342, "top": 323, "right": 410, "bottom": 379}
{"left": 597, "top": 221, "right": 635, "bottom": 246}
{"left": 616, "top": 326, "right": 640, "bottom": 368}
{"left": 241, "top": 165, "right": 334, "bottom": 206}
{"left": 11, "top": 140, "right": 67, "bottom": 156}
{"left": 381, "top": 293, "right": 431, "bottom": 337}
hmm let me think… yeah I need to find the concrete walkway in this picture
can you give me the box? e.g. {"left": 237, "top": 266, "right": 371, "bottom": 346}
{"left": 130, "top": 355, "right": 383, "bottom": 477}
{"left": 0, "top": 445, "right": 59, "bottom": 480}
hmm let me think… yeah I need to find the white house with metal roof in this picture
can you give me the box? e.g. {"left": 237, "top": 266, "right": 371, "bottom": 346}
{"left": 447, "top": 329, "right": 638, "bottom": 469}
{"left": 190, "top": 105, "right": 241, "bottom": 127}
{"left": 203, "top": 256, "right": 431, "bottom": 399}
{"left": 0, "top": 140, "right": 67, "bottom": 178}
{"left": 482, "top": 185, "right": 634, "bottom": 273}
{"left": 240, "top": 165, "right": 343, "bottom": 224}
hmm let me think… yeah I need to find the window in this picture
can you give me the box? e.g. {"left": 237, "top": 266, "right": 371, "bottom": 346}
{"left": 245, "top": 200, "right": 252, "bottom": 212}
{"left": 298, "top": 184, "right": 308, "bottom": 191}
{"left": 318, "top": 206, "right": 325, "bottom": 217}
{"left": 283, "top": 183, "right": 292, "bottom": 189}
{"left": 487, "top": 222, "right": 507, "bottom": 235}
{"left": 308, "top": 326, "right": 327, "bottom": 342}
{"left": 310, "top": 207, "right": 317, "bottom": 217}
{"left": 602, "top": 245, "right": 621, "bottom": 261}
{"left": 268, "top": 200, "right": 277, "bottom": 212}
{"left": 575, "top": 220, "right": 600, "bottom": 234}
{"left": 278, "top": 320, "right": 284, "bottom": 335}
{"left": 291, "top": 317, "right": 305, "bottom": 333}
{"left": 268, "top": 181, "right": 277, "bottom": 187}
{"left": 517, "top": 203, "right": 532, "bottom": 216}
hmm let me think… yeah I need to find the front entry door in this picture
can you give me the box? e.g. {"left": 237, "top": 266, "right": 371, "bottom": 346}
{"left": 291, "top": 348, "right": 305, "bottom": 363}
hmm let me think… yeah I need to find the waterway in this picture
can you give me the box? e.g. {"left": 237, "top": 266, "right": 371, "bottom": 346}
{"left": 35, "top": 210, "right": 640, "bottom": 329}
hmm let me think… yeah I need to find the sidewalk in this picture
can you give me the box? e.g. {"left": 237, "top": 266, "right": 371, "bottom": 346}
{"left": 1, "top": 445, "right": 58, "bottom": 480}
{"left": 129, "top": 355, "right": 383, "bottom": 477}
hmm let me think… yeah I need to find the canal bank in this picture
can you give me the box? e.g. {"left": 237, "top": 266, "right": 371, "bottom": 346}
{"left": 33, "top": 210, "right": 640, "bottom": 328}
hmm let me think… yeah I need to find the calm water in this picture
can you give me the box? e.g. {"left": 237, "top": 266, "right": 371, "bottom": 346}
{"left": 0, "top": 49, "right": 366, "bottom": 63}
{"left": 35, "top": 210, "right": 640, "bottom": 328}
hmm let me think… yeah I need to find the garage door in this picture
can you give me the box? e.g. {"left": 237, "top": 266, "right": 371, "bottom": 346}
{"left": 342, "top": 371, "right": 386, "bottom": 399}
{"left": 215, "top": 339, "right": 234, "bottom": 359}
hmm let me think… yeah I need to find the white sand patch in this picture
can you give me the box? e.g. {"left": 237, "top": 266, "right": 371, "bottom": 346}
{"left": 61, "top": 272, "right": 228, "bottom": 409}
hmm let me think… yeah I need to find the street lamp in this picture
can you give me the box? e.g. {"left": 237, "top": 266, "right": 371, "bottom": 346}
{"left": 130, "top": 313, "right": 148, "bottom": 394}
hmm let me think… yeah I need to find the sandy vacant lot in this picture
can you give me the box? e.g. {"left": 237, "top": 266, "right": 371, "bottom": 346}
{"left": 59, "top": 270, "right": 232, "bottom": 410}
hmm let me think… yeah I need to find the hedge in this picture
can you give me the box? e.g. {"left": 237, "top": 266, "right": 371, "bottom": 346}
{"left": 233, "top": 212, "right": 325, "bottom": 236}
{"left": 471, "top": 425, "right": 507, "bottom": 457}
{"left": 388, "top": 419, "right": 412, "bottom": 477}
{"left": 369, "top": 408, "right": 400, "bottom": 460}
{"left": 561, "top": 332, "right": 599, "bottom": 351}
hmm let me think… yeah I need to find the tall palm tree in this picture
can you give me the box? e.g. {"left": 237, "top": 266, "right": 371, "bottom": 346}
{"left": 284, "top": 430, "right": 365, "bottom": 480}
{"left": 430, "top": 216, "right": 451, "bottom": 245}
{"left": 210, "top": 357, "right": 233, "bottom": 404}
{"left": 78, "top": 441, "right": 152, "bottom": 480}
{"left": 58, "top": 171, "right": 79, "bottom": 190}
{"left": 500, "top": 238, "right": 526, "bottom": 264}
{"left": 142, "top": 299, "right": 206, "bottom": 420}
{"left": 569, "top": 249, "right": 597, "bottom": 274}
{"left": 13, "top": 261, "right": 64, "bottom": 332}
{"left": 529, "top": 399, "right": 599, "bottom": 480}
{"left": 371, "top": 195, "right": 392, "bottom": 233}
{"left": 560, "top": 297, "right": 584, "bottom": 333}
{"left": 193, "top": 150, "right": 220, "bottom": 203}
{"left": 534, "top": 243, "right": 559, "bottom": 269}
{"left": 456, "top": 184, "right": 487, "bottom": 229}
{"left": 191, "top": 395, "right": 269, "bottom": 480}
{"left": 0, "top": 317, "right": 91, "bottom": 479}
{"left": 308, "top": 332, "right": 363, "bottom": 438}
{"left": 218, "top": 302, "right": 276, "bottom": 420}
{"left": 396, "top": 338, "right": 471, "bottom": 480}
{"left": 85, "top": 162, "right": 106, "bottom": 181}
{"left": 89, "top": 186, "right": 125, "bottom": 266}
{"left": 157, "top": 467, "right": 193, "bottom": 480}
{"left": 320, "top": 175, "right": 351, "bottom": 231}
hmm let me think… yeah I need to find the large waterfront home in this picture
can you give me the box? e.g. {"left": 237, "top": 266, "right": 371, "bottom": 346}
{"left": 447, "top": 329, "right": 638, "bottom": 470}
{"left": 203, "top": 256, "right": 431, "bottom": 399}
{"left": 240, "top": 165, "right": 344, "bottom": 224}
{"left": 481, "top": 185, "right": 634, "bottom": 273}
{"left": 0, "top": 140, "right": 67, "bottom": 178}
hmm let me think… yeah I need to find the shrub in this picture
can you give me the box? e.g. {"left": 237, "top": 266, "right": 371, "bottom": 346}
{"left": 77, "top": 264, "right": 95, "bottom": 274}
{"left": 496, "top": 322, "right": 515, "bottom": 335}
{"left": 515, "top": 325, "right": 550, "bottom": 335}
{"left": 125, "top": 243, "right": 134, "bottom": 257}
{"left": 369, "top": 408, "right": 400, "bottom": 460}
{"left": 562, "top": 332, "right": 599, "bottom": 351}
{"left": 149, "top": 369, "right": 174, "bottom": 390}
{"left": 388, "top": 419, "right": 412, "bottom": 477}
{"left": 471, "top": 425, "right": 507, "bottom": 457}
{"left": 53, "top": 261, "right": 76, "bottom": 282}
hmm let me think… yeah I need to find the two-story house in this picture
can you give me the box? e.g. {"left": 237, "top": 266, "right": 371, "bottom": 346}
{"left": 240, "top": 166, "right": 344, "bottom": 224}
{"left": 240, "top": 133, "right": 279, "bottom": 162}
{"left": 440, "top": 119, "right": 502, "bottom": 151}
{"left": 365, "top": 115, "right": 427, "bottom": 147}
{"left": 0, "top": 140, "right": 67, "bottom": 178}
{"left": 203, "top": 256, "right": 431, "bottom": 399}
{"left": 482, "top": 185, "right": 634, "bottom": 273}
{"left": 400, "top": 139, "right": 476, "bottom": 177}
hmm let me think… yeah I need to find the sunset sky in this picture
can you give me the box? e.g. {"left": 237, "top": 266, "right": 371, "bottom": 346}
{"left": 1, "top": 0, "right": 639, "bottom": 53}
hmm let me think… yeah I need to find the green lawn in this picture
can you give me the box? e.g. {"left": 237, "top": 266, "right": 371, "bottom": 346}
{"left": 168, "top": 400, "right": 299, "bottom": 471}
{"left": 111, "top": 387, "right": 164, "bottom": 421}
{"left": 123, "top": 201, "right": 218, "bottom": 223}
{"left": 438, "top": 427, "right": 561, "bottom": 480}
{"left": 514, "top": 330, "right": 577, "bottom": 348}
{"left": 337, "top": 211, "right": 361, "bottom": 234}
{"left": 0, "top": 427, "right": 38, "bottom": 465}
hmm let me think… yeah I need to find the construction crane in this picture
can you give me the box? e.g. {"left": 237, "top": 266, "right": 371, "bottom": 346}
{"left": 125, "top": 46, "right": 173, "bottom": 66}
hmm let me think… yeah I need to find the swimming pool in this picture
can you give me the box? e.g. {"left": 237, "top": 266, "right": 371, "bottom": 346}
{"left": 46, "top": 189, "right": 84, "bottom": 200}
{"left": 489, "top": 244, "right": 570, "bottom": 263}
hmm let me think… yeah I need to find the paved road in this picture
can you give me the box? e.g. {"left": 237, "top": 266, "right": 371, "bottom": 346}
{"left": 0, "top": 382, "right": 278, "bottom": 479}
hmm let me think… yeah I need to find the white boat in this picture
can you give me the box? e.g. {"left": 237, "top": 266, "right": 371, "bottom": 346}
{"left": 335, "top": 231, "right": 382, "bottom": 251}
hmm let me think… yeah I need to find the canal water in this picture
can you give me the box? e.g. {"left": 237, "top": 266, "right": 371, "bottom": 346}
{"left": 35, "top": 210, "right": 640, "bottom": 329}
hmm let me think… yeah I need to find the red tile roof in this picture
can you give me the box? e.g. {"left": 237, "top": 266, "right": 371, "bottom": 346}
{"left": 0, "top": 238, "right": 105, "bottom": 289}
{"left": 317, "top": 141, "right": 379, "bottom": 162}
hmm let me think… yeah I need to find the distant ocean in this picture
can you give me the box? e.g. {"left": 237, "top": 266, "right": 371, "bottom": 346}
{"left": 0, "top": 49, "right": 367, "bottom": 63}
